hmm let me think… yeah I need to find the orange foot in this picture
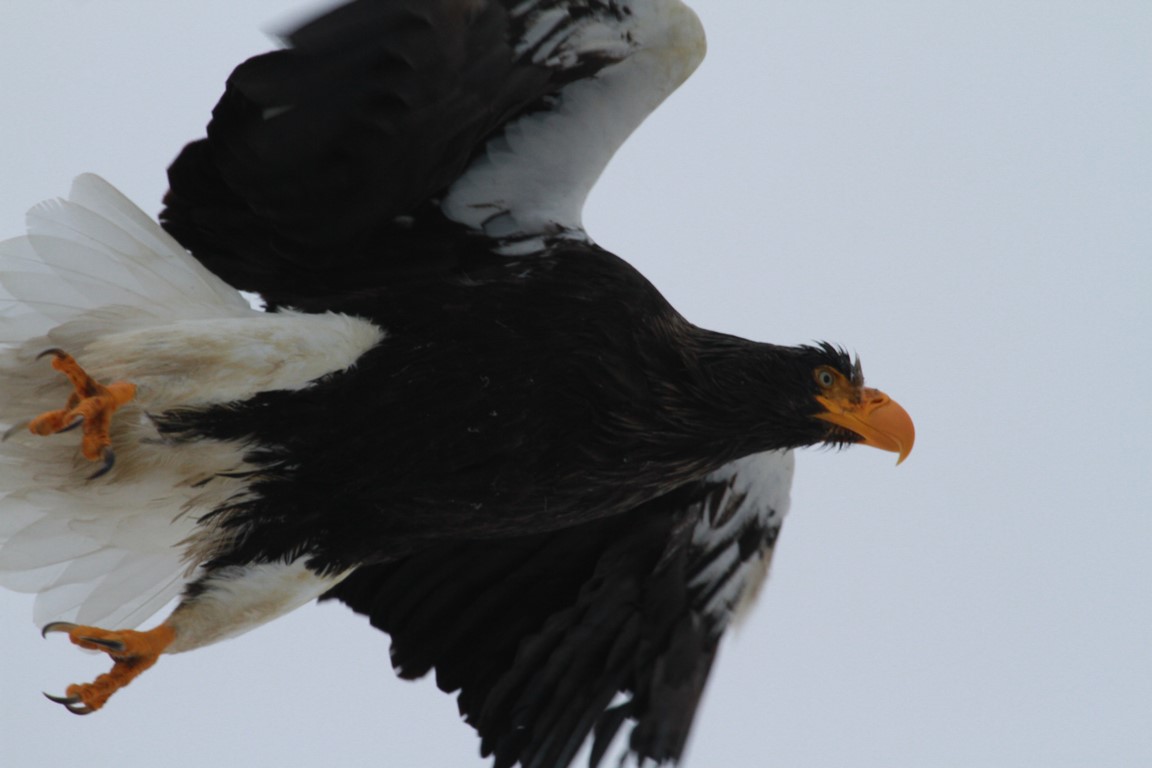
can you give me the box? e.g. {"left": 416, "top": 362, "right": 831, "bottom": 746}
{"left": 41, "top": 622, "right": 175, "bottom": 715}
{"left": 27, "top": 349, "right": 137, "bottom": 478}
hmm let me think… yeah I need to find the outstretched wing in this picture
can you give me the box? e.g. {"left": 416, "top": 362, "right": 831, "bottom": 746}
{"left": 324, "top": 451, "right": 794, "bottom": 768}
{"left": 160, "top": 0, "right": 706, "bottom": 306}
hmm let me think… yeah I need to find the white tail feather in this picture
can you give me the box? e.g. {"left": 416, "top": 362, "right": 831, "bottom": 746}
{"left": 0, "top": 175, "right": 383, "bottom": 632}
{"left": 0, "top": 176, "right": 251, "bottom": 629}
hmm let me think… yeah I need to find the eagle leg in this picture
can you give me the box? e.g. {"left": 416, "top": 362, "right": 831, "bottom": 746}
{"left": 27, "top": 349, "right": 136, "bottom": 477}
{"left": 41, "top": 622, "right": 176, "bottom": 715}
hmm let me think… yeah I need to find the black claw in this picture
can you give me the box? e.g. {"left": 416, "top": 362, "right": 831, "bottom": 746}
{"left": 41, "top": 620, "right": 126, "bottom": 651}
{"left": 87, "top": 447, "right": 115, "bottom": 480}
{"left": 36, "top": 348, "right": 67, "bottom": 361}
{"left": 43, "top": 692, "right": 94, "bottom": 715}
{"left": 57, "top": 417, "right": 84, "bottom": 433}
{"left": 1, "top": 421, "right": 29, "bottom": 443}
{"left": 41, "top": 621, "right": 78, "bottom": 639}
{"left": 78, "top": 635, "right": 125, "bottom": 653}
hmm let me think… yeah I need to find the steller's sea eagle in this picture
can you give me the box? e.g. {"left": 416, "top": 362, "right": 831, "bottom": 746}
{"left": 0, "top": 1, "right": 913, "bottom": 766}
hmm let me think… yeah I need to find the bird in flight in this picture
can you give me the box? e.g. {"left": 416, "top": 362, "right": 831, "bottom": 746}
{"left": 0, "top": 1, "right": 913, "bottom": 766}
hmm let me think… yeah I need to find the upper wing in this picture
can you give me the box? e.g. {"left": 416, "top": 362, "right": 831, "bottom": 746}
{"left": 324, "top": 450, "right": 794, "bottom": 768}
{"left": 160, "top": 0, "right": 705, "bottom": 306}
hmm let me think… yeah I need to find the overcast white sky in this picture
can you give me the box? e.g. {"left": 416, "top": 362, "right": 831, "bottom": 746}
{"left": 1, "top": 1, "right": 1150, "bottom": 766}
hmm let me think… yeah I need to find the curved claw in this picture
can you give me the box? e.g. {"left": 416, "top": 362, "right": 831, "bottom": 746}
{"left": 43, "top": 692, "right": 94, "bottom": 716}
{"left": 37, "top": 624, "right": 174, "bottom": 714}
{"left": 79, "top": 635, "right": 126, "bottom": 652}
{"left": 41, "top": 621, "right": 79, "bottom": 639}
{"left": 36, "top": 348, "right": 67, "bottom": 362}
{"left": 58, "top": 417, "right": 84, "bottom": 434}
{"left": 41, "top": 621, "right": 127, "bottom": 652}
{"left": 1, "top": 420, "right": 30, "bottom": 442}
{"left": 87, "top": 446, "right": 116, "bottom": 480}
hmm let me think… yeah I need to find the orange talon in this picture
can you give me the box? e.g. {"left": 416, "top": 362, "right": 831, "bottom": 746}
{"left": 42, "top": 622, "right": 176, "bottom": 714}
{"left": 28, "top": 349, "right": 136, "bottom": 475}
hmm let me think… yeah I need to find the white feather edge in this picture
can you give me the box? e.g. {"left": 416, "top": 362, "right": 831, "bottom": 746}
{"left": 0, "top": 175, "right": 384, "bottom": 630}
{"left": 441, "top": 0, "right": 706, "bottom": 244}
{"left": 690, "top": 450, "right": 795, "bottom": 625}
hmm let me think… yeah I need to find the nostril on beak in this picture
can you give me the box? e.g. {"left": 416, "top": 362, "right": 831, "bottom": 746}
{"left": 861, "top": 388, "right": 890, "bottom": 409}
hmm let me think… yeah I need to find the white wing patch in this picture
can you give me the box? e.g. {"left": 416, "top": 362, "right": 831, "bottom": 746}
{"left": 441, "top": 0, "right": 706, "bottom": 246}
{"left": 690, "top": 450, "right": 795, "bottom": 625}
{"left": 0, "top": 176, "right": 384, "bottom": 629}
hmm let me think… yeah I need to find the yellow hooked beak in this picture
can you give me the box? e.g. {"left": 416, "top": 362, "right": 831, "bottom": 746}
{"left": 813, "top": 369, "right": 915, "bottom": 464}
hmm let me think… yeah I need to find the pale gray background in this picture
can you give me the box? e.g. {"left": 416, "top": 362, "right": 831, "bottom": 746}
{"left": 1, "top": 1, "right": 1150, "bottom": 766}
